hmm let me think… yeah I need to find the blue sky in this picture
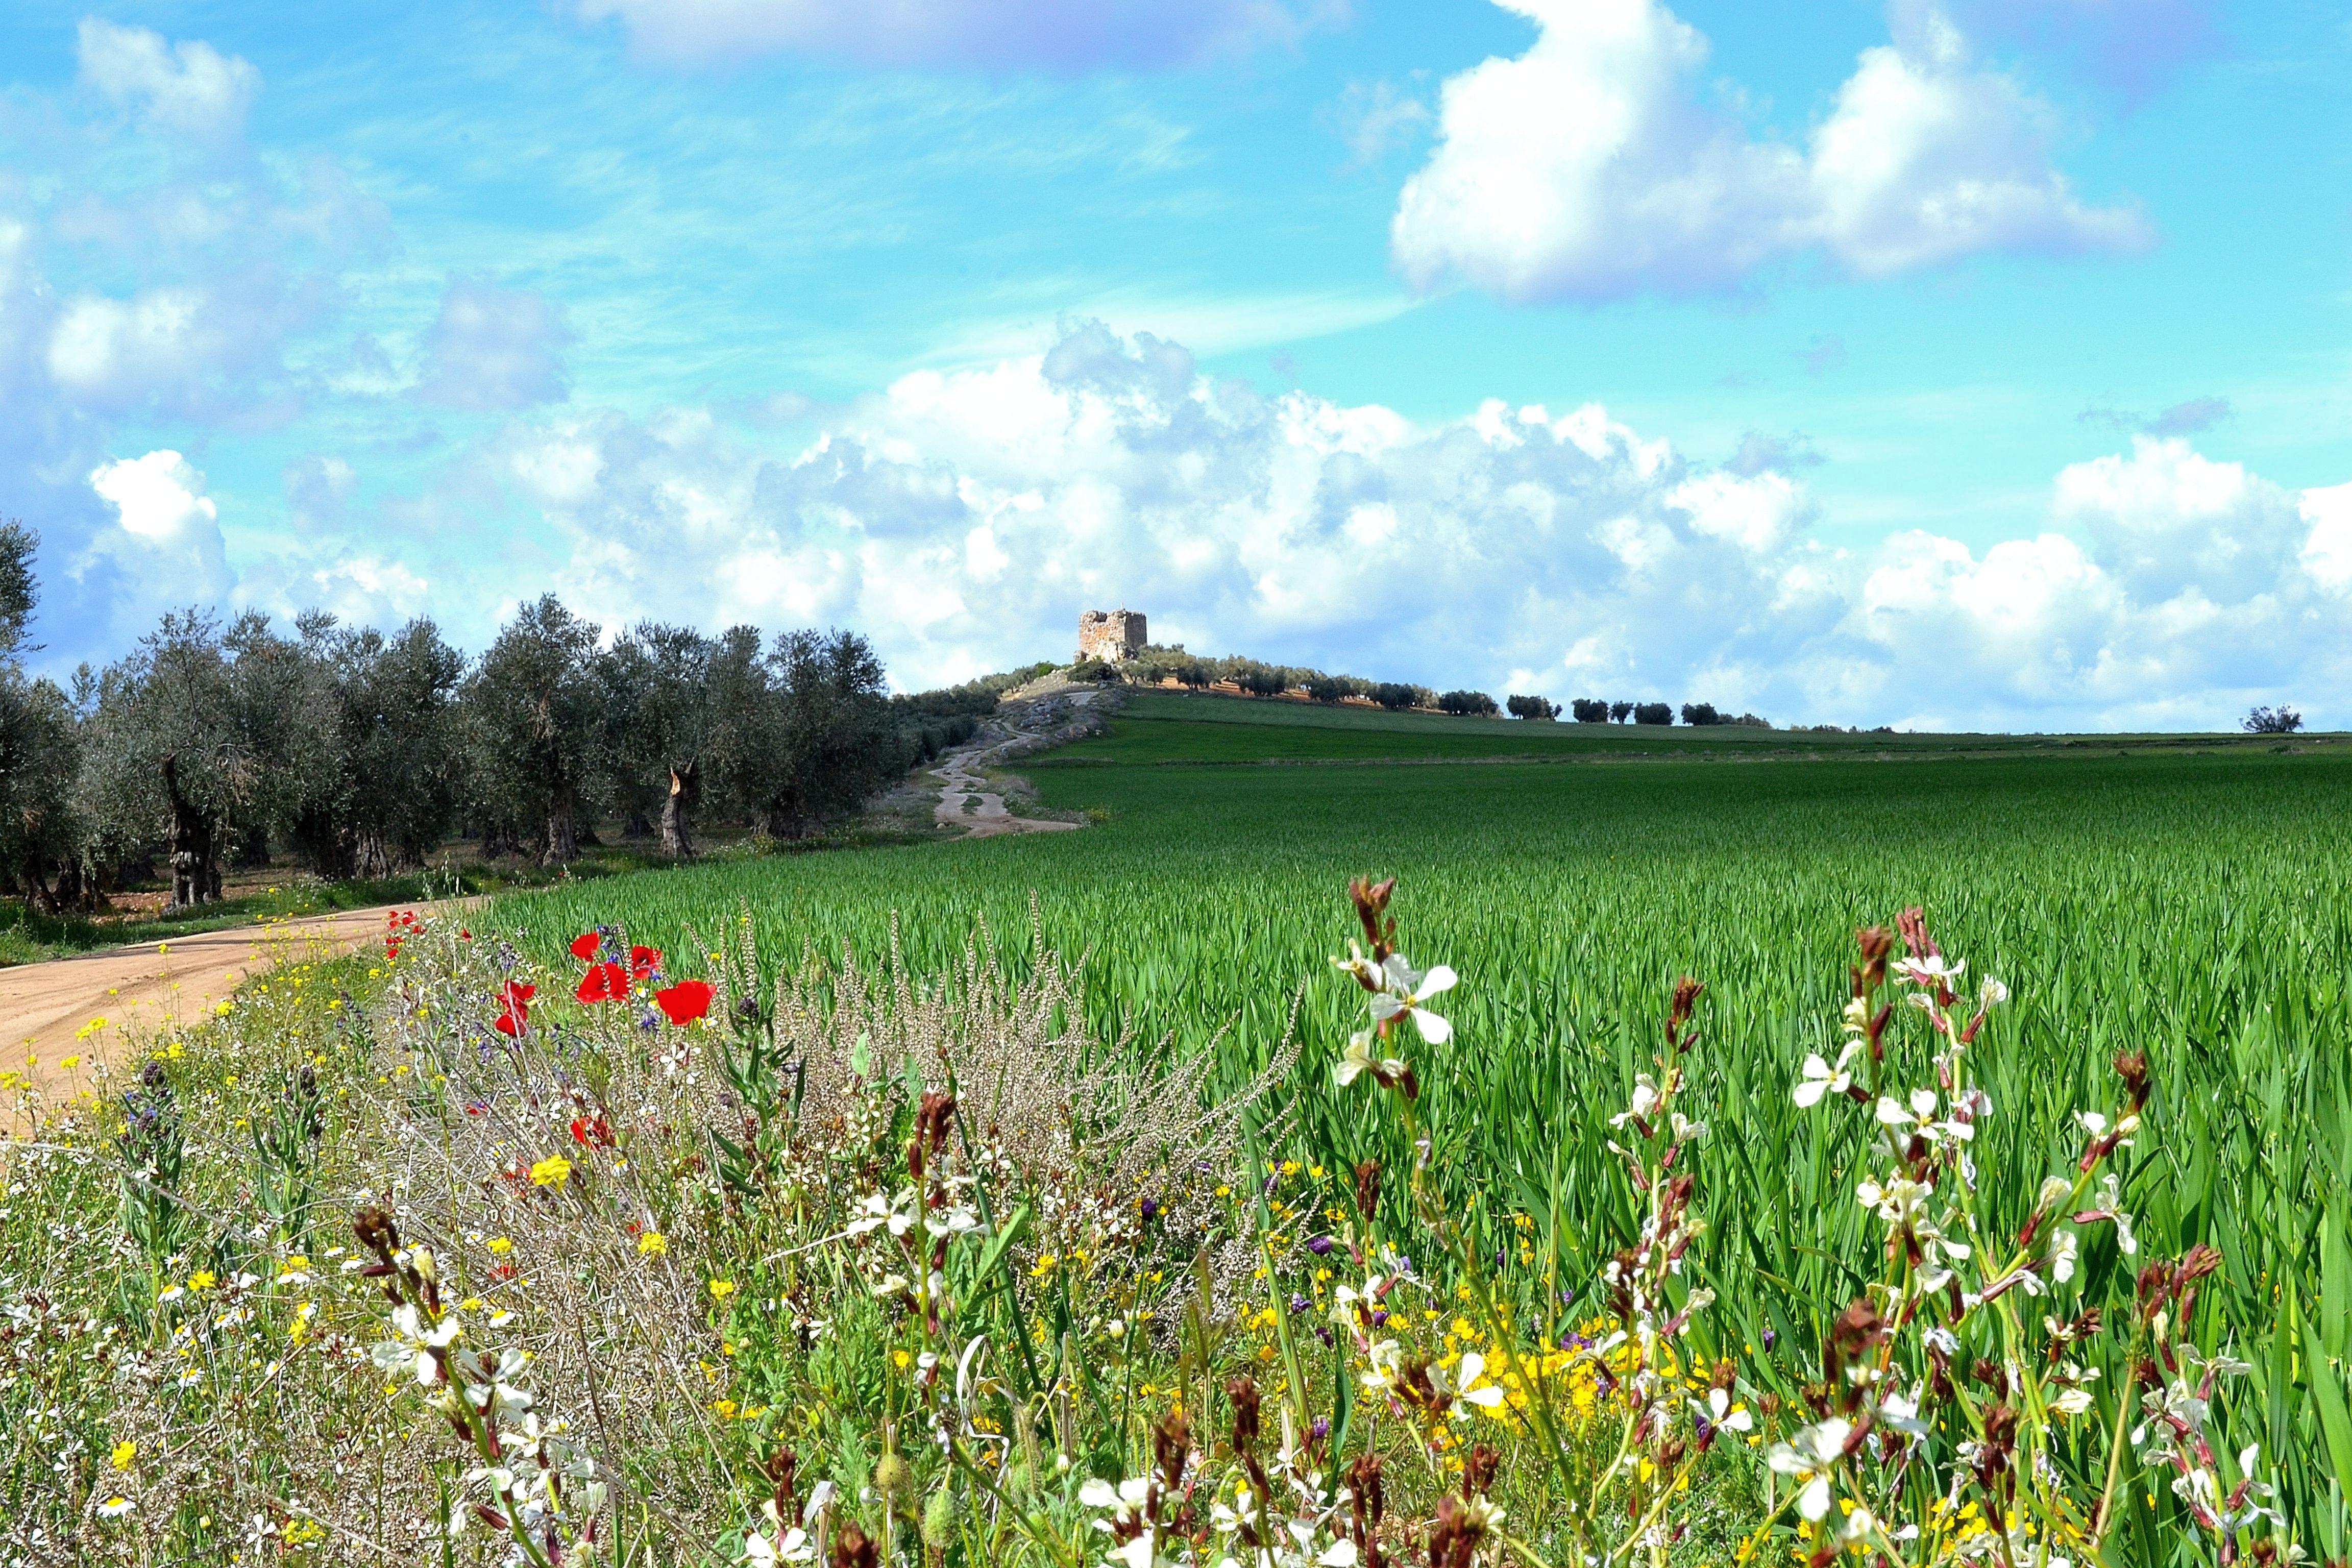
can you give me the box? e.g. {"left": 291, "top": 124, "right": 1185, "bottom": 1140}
{"left": 2, "top": 0, "right": 2346, "bottom": 728}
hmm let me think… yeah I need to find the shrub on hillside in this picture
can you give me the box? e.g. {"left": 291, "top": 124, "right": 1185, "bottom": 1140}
{"left": 2244, "top": 704, "right": 2303, "bottom": 734}
{"left": 1633, "top": 700, "right": 1673, "bottom": 725}
{"left": 1567, "top": 697, "right": 1609, "bottom": 723}
{"left": 1437, "top": 689, "right": 1498, "bottom": 716}
{"left": 1509, "top": 694, "right": 1562, "bottom": 720}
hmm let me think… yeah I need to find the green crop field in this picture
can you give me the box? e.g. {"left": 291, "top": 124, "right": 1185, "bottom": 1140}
{"left": 484, "top": 696, "right": 2352, "bottom": 1554}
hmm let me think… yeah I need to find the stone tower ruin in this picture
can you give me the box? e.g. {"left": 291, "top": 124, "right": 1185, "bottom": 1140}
{"left": 1077, "top": 608, "right": 1146, "bottom": 663}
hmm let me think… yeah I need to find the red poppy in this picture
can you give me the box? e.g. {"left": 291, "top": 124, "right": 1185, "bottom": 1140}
{"left": 629, "top": 945, "right": 663, "bottom": 980}
{"left": 570, "top": 1114, "right": 615, "bottom": 1148}
{"left": 575, "top": 962, "right": 629, "bottom": 1004}
{"left": 384, "top": 936, "right": 403, "bottom": 959}
{"left": 569, "top": 931, "right": 602, "bottom": 961}
{"left": 653, "top": 979, "right": 715, "bottom": 1026}
{"left": 493, "top": 981, "right": 536, "bottom": 1036}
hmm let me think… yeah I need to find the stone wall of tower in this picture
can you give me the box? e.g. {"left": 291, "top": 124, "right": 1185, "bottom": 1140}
{"left": 1076, "top": 609, "right": 1147, "bottom": 663}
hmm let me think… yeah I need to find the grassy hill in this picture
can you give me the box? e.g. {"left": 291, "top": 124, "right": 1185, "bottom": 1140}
{"left": 1051, "top": 686, "right": 2325, "bottom": 764}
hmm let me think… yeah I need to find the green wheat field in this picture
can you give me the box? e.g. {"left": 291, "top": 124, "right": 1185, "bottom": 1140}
{"left": 493, "top": 695, "right": 2352, "bottom": 1549}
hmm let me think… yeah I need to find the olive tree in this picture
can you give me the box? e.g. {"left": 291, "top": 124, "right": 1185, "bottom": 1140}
{"left": 750, "top": 628, "right": 895, "bottom": 839}
{"left": 0, "top": 520, "right": 98, "bottom": 911}
{"left": 292, "top": 615, "right": 465, "bottom": 877}
{"left": 80, "top": 610, "right": 333, "bottom": 908}
{"left": 599, "top": 622, "right": 718, "bottom": 860}
{"left": 460, "top": 596, "right": 601, "bottom": 865}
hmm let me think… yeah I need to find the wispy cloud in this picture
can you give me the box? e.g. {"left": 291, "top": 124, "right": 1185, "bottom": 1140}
{"left": 922, "top": 286, "right": 1416, "bottom": 368}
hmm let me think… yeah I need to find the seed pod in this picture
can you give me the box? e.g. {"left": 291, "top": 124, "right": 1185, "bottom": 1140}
{"left": 921, "top": 1487, "right": 954, "bottom": 1546}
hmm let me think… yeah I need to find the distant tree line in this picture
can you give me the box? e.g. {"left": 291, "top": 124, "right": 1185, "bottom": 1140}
{"left": 0, "top": 528, "right": 1003, "bottom": 914}
{"left": 1080, "top": 642, "right": 1781, "bottom": 731}
{"left": 1089, "top": 646, "right": 1463, "bottom": 714}
{"left": 1543, "top": 697, "right": 1771, "bottom": 728}
{"left": 1082, "top": 646, "right": 1448, "bottom": 715}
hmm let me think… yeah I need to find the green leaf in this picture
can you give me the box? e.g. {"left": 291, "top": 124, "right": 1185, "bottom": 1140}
{"left": 2303, "top": 1321, "right": 2352, "bottom": 1502}
{"left": 973, "top": 1204, "right": 1032, "bottom": 1285}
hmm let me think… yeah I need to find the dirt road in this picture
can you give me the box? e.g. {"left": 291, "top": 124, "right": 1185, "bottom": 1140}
{"left": 929, "top": 685, "right": 1101, "bottom": 839}
{"left": 932, "top": 745, "right": 1085, "bottom": 838}
{"left": 1, "top": 904, "right": 414, "bottom": 1135}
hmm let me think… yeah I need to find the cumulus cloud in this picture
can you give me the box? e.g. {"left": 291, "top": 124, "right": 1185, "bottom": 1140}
{"left": 2054, "top": 436, "right": 2300, "bottom": 603}
{"left": 2299, "top": 484, "right": 2352, "bottom": 597}
{"left": 74, "top": 450, "right": 234, "bottom": 640}
{"left": 1391, "top": 0, "right": 2147, "bottom": 303}
{"left": 572, "top": 0, "right": 1336, "bottom": 71}
{"left": 1859, "top": 437, "right": 2343, "bottom": 727}
{"left": 90, "top": 450, "right": 219, "bottom": 541}
{"left": 77, "top": 18, "right": 260, "bottom": 141}
{"left": 381, "top": 323, "right": 2341, "bottom": 730}
{"left": 414, "top": 276, "right": 573, "bottom": 412}
{"left": 48, "top": 286, "right": 218, "bottom": 406}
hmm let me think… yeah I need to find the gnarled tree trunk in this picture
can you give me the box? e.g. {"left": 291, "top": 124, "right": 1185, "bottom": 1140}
{"left": 161, "top": 754, "right": 220, "bottom": 910}
{"left": 355, "top": 829, "right": 396, "bottom": 880}
{"left": 543, "top": 781, "right": 579, "bottom": 866}
{"left": 660, "top": 761, "right": 698, "bottom": 860}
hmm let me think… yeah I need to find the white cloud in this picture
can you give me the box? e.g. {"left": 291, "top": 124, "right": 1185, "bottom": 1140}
{"left": 76, "top": 19, "right": 259, "bottom": 141}
{"left": 75, "top": 451, "right": 235, "bottom": 638}
{"left": 2301, "top": 483, "right": 2352, "bottom": 596}
{"left": 419, "top": 324, "right": 2345, "bottom": 729}
{"left": 47, "top": 286, "right": 216, "bottom": 406}
{"left": 90, "top": 450, "right": 218, "bottom": 541}
{"left": 1809, "top": 5, "right": 2147, "bottom": 276}
{"left": 467, "top": 323, "right": 1842, "bottom": 704}
{"left": 415, "top": 276, "right": 573, "bottom": 411}
{"left": 310, "top": 556, "right": 430, "bottom": 616}
{"left": 573, "top": 0, "right": 1336, "bottom": 71}
{"left": 2053, "top": 436, "right": 2300, "bottom": 603}
{"left": 1392, "top": 0, "right": 2146, "bottom": 304}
